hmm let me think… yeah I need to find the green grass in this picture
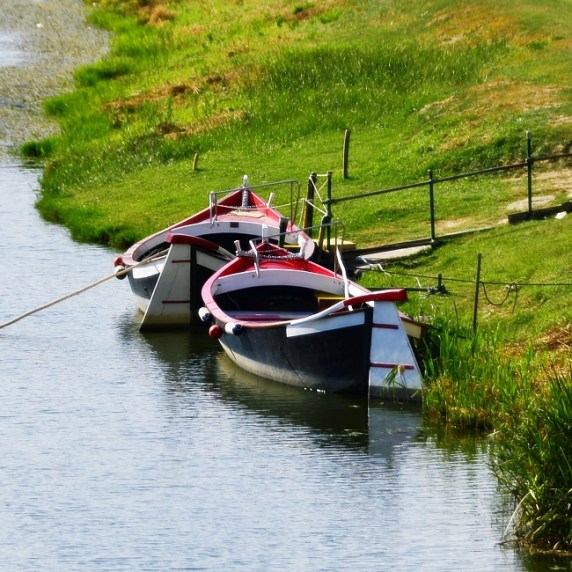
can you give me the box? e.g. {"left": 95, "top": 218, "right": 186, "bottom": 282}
{"left": 359, "top": 217, "right": 572, "bottom": 342}
{"left": 22, "top": 0, "right": 572, "bottom": 552}
{"left": 31, "top": 0, "right": 572, "bottom": 237}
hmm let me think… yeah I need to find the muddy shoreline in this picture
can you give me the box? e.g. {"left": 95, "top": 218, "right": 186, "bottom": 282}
{"left": 0, "top": 0, "right": 108, "bottom": 152}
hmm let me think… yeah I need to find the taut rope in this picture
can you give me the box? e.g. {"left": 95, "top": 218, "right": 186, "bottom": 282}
{"left": 0, "top": 253, "right": 164, "bottom": 330}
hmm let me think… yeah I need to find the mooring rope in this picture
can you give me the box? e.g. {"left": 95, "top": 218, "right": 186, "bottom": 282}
{"left": 0, "top": 253, "right": 164, "bottom": 330}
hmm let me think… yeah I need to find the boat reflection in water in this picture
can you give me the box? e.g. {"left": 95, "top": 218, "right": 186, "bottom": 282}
{"left": 215, "top": 353, "right": 423, "bottom": 457}
{"left": 136, "top": 325, "right": 423, "bottom": 457}
{"left": 216, "top": 352, "right": 369, "bottom": 449}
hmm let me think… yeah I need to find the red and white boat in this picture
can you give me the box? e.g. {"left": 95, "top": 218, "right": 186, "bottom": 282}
{"left": 199, "top": 239, "right": 425, "bottom": 400}
{"left": 114, "top": 177, "right": 314, "bottom": 329}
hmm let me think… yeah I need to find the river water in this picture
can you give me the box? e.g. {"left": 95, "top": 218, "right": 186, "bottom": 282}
{"left": 0, "top": 5, "right": 568, "bottom": 572}
{"left": 6, "top": 131, "right": 567, "bottom": 572}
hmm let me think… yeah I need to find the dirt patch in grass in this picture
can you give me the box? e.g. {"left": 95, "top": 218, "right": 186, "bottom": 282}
{"left": 470, "top": 80, "right": 562, "bottom": 115}
{"left": 539, "top": 321, "right": 572, "bottom": 352}
{"left": 508, "top": 167, "right": 572, "bottom": 200}
{"left": 427, "top": 3, "right": 518, "bottom": 45}
{"left": 533, "top": 168, "right": 572, "bottom": 194}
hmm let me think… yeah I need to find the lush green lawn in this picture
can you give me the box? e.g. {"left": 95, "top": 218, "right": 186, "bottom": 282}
{"left": 31, "top": 0, "right": 572, "bottom": 248}
{"left": 24, "top": 0, "right": 572, "bottom": 551}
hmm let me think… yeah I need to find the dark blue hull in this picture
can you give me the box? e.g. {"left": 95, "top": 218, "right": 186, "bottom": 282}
{"left": 218, "top": 308, "right": 372, "bottom": 394}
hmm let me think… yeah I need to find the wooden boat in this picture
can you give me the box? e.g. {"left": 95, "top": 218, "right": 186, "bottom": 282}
{"left": 114, "top": 177, "right": 313, "bottom": 329}
{"left": 199, "top": 239, "right": 425, "bottom": 400}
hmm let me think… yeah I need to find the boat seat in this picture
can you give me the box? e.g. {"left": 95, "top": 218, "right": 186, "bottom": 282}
{"left": 315, "top": 292, "right": 345, "bottom": 311}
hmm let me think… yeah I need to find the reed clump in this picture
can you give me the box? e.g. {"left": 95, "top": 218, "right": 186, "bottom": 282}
{"left": 416, "top": 312, "right": 572, "bottom": 553}
{"left": 491, "top": 373, "right": 572, "bottom": 552}
{"left": 420, "top": 315, "right": 543, "bottom": 429}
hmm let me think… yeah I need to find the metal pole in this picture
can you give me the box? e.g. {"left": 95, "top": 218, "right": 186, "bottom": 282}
{"left": 326, "top": 171, "right": 333, "bottom": 251}
{"left": 526, "top": 131, "right": 533, "bottom": 216}
{"left": 428, "top": 169, "right": 436, "bottom": 242}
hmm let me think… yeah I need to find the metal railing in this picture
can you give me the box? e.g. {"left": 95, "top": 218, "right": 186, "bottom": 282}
{"left": 208, "top": 176, "right": 302, "bottom": 226}
{"left": 306, "top": 131, "right": 572, "bottom": 246}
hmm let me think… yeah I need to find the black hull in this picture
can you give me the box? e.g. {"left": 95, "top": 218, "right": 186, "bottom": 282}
{"left": 127, "top": 272, "right": 157, "bottom": 304}
{"left": 218, "top": 310, "right": 372, "bottom": 394}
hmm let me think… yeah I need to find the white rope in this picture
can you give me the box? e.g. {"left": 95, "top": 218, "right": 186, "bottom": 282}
{"left": 303, "top": 198, "right": 328, "bottom": 216}
{"left": 0, "top": 253, "right": 164, "bottom": 330}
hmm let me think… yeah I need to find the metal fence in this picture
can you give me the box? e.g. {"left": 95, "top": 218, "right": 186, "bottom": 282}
{"left": 306, "top": 131, "right": 572, "bottom": 250}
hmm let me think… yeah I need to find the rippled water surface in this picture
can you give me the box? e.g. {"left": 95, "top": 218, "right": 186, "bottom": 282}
{"left": 0, "top": 7, "right": 568, "bottom": 567}
{"left": 0, "top": 31, "right": 23, "bottom": 67}
{"left": 4, "top": 159, "right": 568, "bottom": 571}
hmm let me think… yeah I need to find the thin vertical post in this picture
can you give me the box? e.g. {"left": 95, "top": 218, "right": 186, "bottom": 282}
{"left": 473, "top": 253, "right": 482, "bottom": 334}
{"left": 304, "top": 172, "right": 317, "bottom": 236}
{"left": 326, "top": 170, "right": 333, "bottom": 251}
{"left": 526, "top": 131, "right": 533, "bottom": 217}
{"left": 343, "top": 129, "right": 351, "bottom": 179}
{"left": 428, "top": 169, "right": 436, "bottom": 242}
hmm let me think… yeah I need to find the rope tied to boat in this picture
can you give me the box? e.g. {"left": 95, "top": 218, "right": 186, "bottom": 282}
{"left": 0, "top": 252, "right": 165, "bottom": 330}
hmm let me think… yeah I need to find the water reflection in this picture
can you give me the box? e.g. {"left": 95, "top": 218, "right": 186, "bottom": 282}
{"left": 138, "top": 325, "right": 427, "bottom": 454}
{"left": 133, "top": 326, "right": 527, "bottom": 570}
{"left": 216, "top": 352, "right": 372, "bottom": 451}
{"left": 138, "top": 327, "right": 475, "bottom": 465}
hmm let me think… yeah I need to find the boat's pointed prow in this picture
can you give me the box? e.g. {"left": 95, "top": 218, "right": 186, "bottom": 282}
{"left": 368, "top": 296, "right": 423, "bottom": 401}
{"left": 139, "top": 241, "right": 192, "bottom": 329}
{"left": 140, "top": 235, "right": 231, "bottom": 329}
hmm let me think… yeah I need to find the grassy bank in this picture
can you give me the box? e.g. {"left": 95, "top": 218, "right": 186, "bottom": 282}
{"left": 23, "top": 0, "right": 572, "bottom": 552}
{"left": 28, "top": 0, "right": 572, "bottom": 247}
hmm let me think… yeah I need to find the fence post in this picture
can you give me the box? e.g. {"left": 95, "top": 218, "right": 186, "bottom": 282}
{"left": 428, "top": 169, "right": 436, "bottom": 241}
{"left": 343, "top": 129, "right": 351, "bottom": 179}
{"left": 526, "top": 131, "right": 534, "bottom": 217}
{"left": 304, "top": 172, "right": 317, "bottom": 235}
{"left": 473, "top": 253, "right": 482, "bottom": 333}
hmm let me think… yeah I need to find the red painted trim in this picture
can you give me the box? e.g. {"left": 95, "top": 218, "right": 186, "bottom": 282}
{"left": 120, "top": 188, "right": 293, "bottom": 265}
{"left": 343, "top": 289, "right": 408, "bottom": 307}
{"left": 369, "top": 362, "right": 415, "bottom": 370}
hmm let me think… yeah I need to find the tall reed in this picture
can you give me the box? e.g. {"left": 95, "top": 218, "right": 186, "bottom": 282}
{"left": 491, "top": 372, "right": 572, "bottom": 551}
{"left": 421, "top": 315, "right": 538, "bottom": 429}
{"left": 421, "top": 315, "right": 572, "bottom": 550}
